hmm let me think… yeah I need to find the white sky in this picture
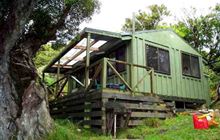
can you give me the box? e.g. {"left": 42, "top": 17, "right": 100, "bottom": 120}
{"left": 80, "top": 0, "right": 219, "bottom": 32}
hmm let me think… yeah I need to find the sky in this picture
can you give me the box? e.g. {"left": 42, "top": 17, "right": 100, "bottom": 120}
{"left": 80, "top": 0, "right": 219, "bottom": 32}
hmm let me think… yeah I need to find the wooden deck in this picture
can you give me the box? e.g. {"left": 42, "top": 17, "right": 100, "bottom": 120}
{"left": 49, "top": 89, "right": 173, "bottom": 134}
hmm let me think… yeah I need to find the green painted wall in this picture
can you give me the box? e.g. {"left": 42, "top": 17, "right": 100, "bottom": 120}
{"left": 67, "top": 29, "right": 210, "bottom": 104}
{"left": 130, "top": 30, "right": 210, "bottom": 104}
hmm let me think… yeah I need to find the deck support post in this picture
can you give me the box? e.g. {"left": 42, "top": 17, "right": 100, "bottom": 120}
{"left": 85, "top": 33, "right": 91, "bottom": 88}
{"left": 101, "top": 98, "right": 108, "bottom": 134}
{"left": 101, "top": 58, "right": 107, "bottom": 89}
{"left": 55, "top": 60, "right": 60, "bottom": 95}
{"left": 113, "top": 114, "right": 117, "bottom": 139}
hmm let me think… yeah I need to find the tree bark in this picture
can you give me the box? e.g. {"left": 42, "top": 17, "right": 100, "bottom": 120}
{"left": 0, "top": 0, "right": 53, "bottom": 139}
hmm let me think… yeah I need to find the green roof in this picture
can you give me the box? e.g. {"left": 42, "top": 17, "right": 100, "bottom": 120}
{"left": 135, "top": 29, "right": 200, "bottom": 56}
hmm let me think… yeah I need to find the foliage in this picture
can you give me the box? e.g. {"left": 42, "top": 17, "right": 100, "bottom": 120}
{"left": 204, "top": 66, "right": 220, "bottom": 99}
{"left": 174, "top": 4, "right": 220, "bottom": 72}
{"left": 45, "top": 115, "right": 220, "bottom": 140}
{"left": 122, "top": 4, "right": 170, "bottom": 31}
{"left": 29, "top": 0, "right": 100, "bottom": 45}
{"left": 34, "top": 43, "right": 60, "bottom": 69}
{"left": 34, "top": 44, "right": 63, "bottom": 90}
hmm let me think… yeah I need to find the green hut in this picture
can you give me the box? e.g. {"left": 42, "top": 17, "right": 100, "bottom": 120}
{"left": 44, "top": 27, "right": 210, "bottom": 109}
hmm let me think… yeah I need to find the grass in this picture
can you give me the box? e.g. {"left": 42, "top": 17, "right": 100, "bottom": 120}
{"left": 45, "top": 115, "right": 220, "bottom": 140}
{"left": 118, "top": 115, "right": 220, "bottom": 140}
{"left": 44, "top": 120, "right": 111, "bottom": 140}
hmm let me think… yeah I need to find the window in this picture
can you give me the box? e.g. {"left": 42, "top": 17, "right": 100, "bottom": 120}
{"left": 182, "top": 53, "right": 200, "bottom": 78}
{"left": 108, "top": 47, "right": 126, "bottom": 75}
{"left": 146, "top": 45, "right": 170, "bottom": 74}
{"left": 116, "top": 47, "right": 126, "bottom": 72}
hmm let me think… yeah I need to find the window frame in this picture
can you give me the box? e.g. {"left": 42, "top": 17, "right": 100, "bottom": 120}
{"left": 181, "top": 52, "right": 201, "bottom": 79}
{"left": 146, "top": 45, "right": 171, "bottom": 75}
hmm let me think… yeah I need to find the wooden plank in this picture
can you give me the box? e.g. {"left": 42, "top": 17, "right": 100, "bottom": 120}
{"left": 50, "top": 93, "right": 86, "bottom": 105}
{"left": 70, "top": 76, "right": 85, "bottom": 87}
{"left": 52, "top": 94, "right": 101, "bottom": 108}
{"left": 108, "top": 59, "right": 151, "bottom": 70}
{"left": 51, "top": 102, "right": 102, "bottom": 114}
{"left": 70, "top": 111, "right": 103, "bottom": 117}
{"left": 52, "top": 64, "right": 72, "bottom": 69}
{"left": 115, "top": 102, "right": 169, "bottom": 111}
{"left": 159, "top": 95, "right": 206, "bottom": 104}
{"left": 74, "top": 45, "right": 99, "bottom": 51}
{"left": 83, "top": 120, "right": 103, "bottom": 126}
{"left": 102, "top": 93, "right": 163, "bottom": 103}
{"left": 51, "top": 91, "right": 102, "bottom": 107}
{"left": 52, "top": 111, "right": 103, "bottom": 119}
{"left": 131, "top": 112, "right": 167, "bottom": 118}
{"left": 52, "top": 99, "right": 85, "bottom": 108}
{"left": 51, "top": 91, "right": 102, "bottom": 105}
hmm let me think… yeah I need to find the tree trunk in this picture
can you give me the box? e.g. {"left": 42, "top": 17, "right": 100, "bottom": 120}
{"left": 0, "top": 56, "right": 18, "bottom": 139}
{"left": 0, "top": 0, "right": 53, "bottom": 139}
{"left": 0, "top": 46, "right": 53, "bottom": 140}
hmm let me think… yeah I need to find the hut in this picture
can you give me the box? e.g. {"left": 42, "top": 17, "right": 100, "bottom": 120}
{"left": 44, "top": 28, "right": 210, "bottom": 133}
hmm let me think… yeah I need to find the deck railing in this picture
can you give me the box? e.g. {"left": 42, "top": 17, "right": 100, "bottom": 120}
{"left": 48, "top": 57, "right": 154, "bottom": 98}
{"left": 87, "top": 57, "right": 154, "bottom": 95}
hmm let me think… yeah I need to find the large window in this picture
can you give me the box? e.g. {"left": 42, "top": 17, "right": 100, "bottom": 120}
{"left": 146, "top": 45, "right": 170, "bottom": 74}
{"left": 182, "top": 53, "right": 200, "bottom": 78}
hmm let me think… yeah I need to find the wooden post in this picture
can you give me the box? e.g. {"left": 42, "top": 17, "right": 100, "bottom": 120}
{"left": 56, "top": 60, "right": 60, "bottom": 95}
{"left": 101, "top": 98, "right": 108, "bottom": 134}
{"left": 132, "top": 12, "right": 135, "bottom": 33}
{"left": 85, "top": 33, "right": 91, "bottom": 88}
{"left": 130, "top": 64, "right": 134, "bottom": 94}
{"left": 150, "top": 69, "right": 154, "bottom": 94}
{"left": 101, "top": 58, "right": 107, "bottom": 89}
{"left": 113, "top": 114, "right": 117, "bottom": 139}
{"left": 131, "top": 13, "right": 135, "bottom": 95}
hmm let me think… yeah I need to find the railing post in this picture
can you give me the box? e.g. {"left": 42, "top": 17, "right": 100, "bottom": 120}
{"left": 85, "top": 33, "right": 91, "bottom": 88}
{"left": 101, "top": 58, "right": 107, "bottom": 89}
{"left": 130, "top": 64, "right": 134, "bottom": 94}
{"left": 150, "top": 69, "right": 154, "bottom": 94}
{"left": 56, "top": 60, "right": 60, "bottom": 95}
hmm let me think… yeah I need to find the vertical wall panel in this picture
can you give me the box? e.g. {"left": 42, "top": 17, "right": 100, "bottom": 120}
{"left": 130, "top": 34, "right": 209, "bottom": 103}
